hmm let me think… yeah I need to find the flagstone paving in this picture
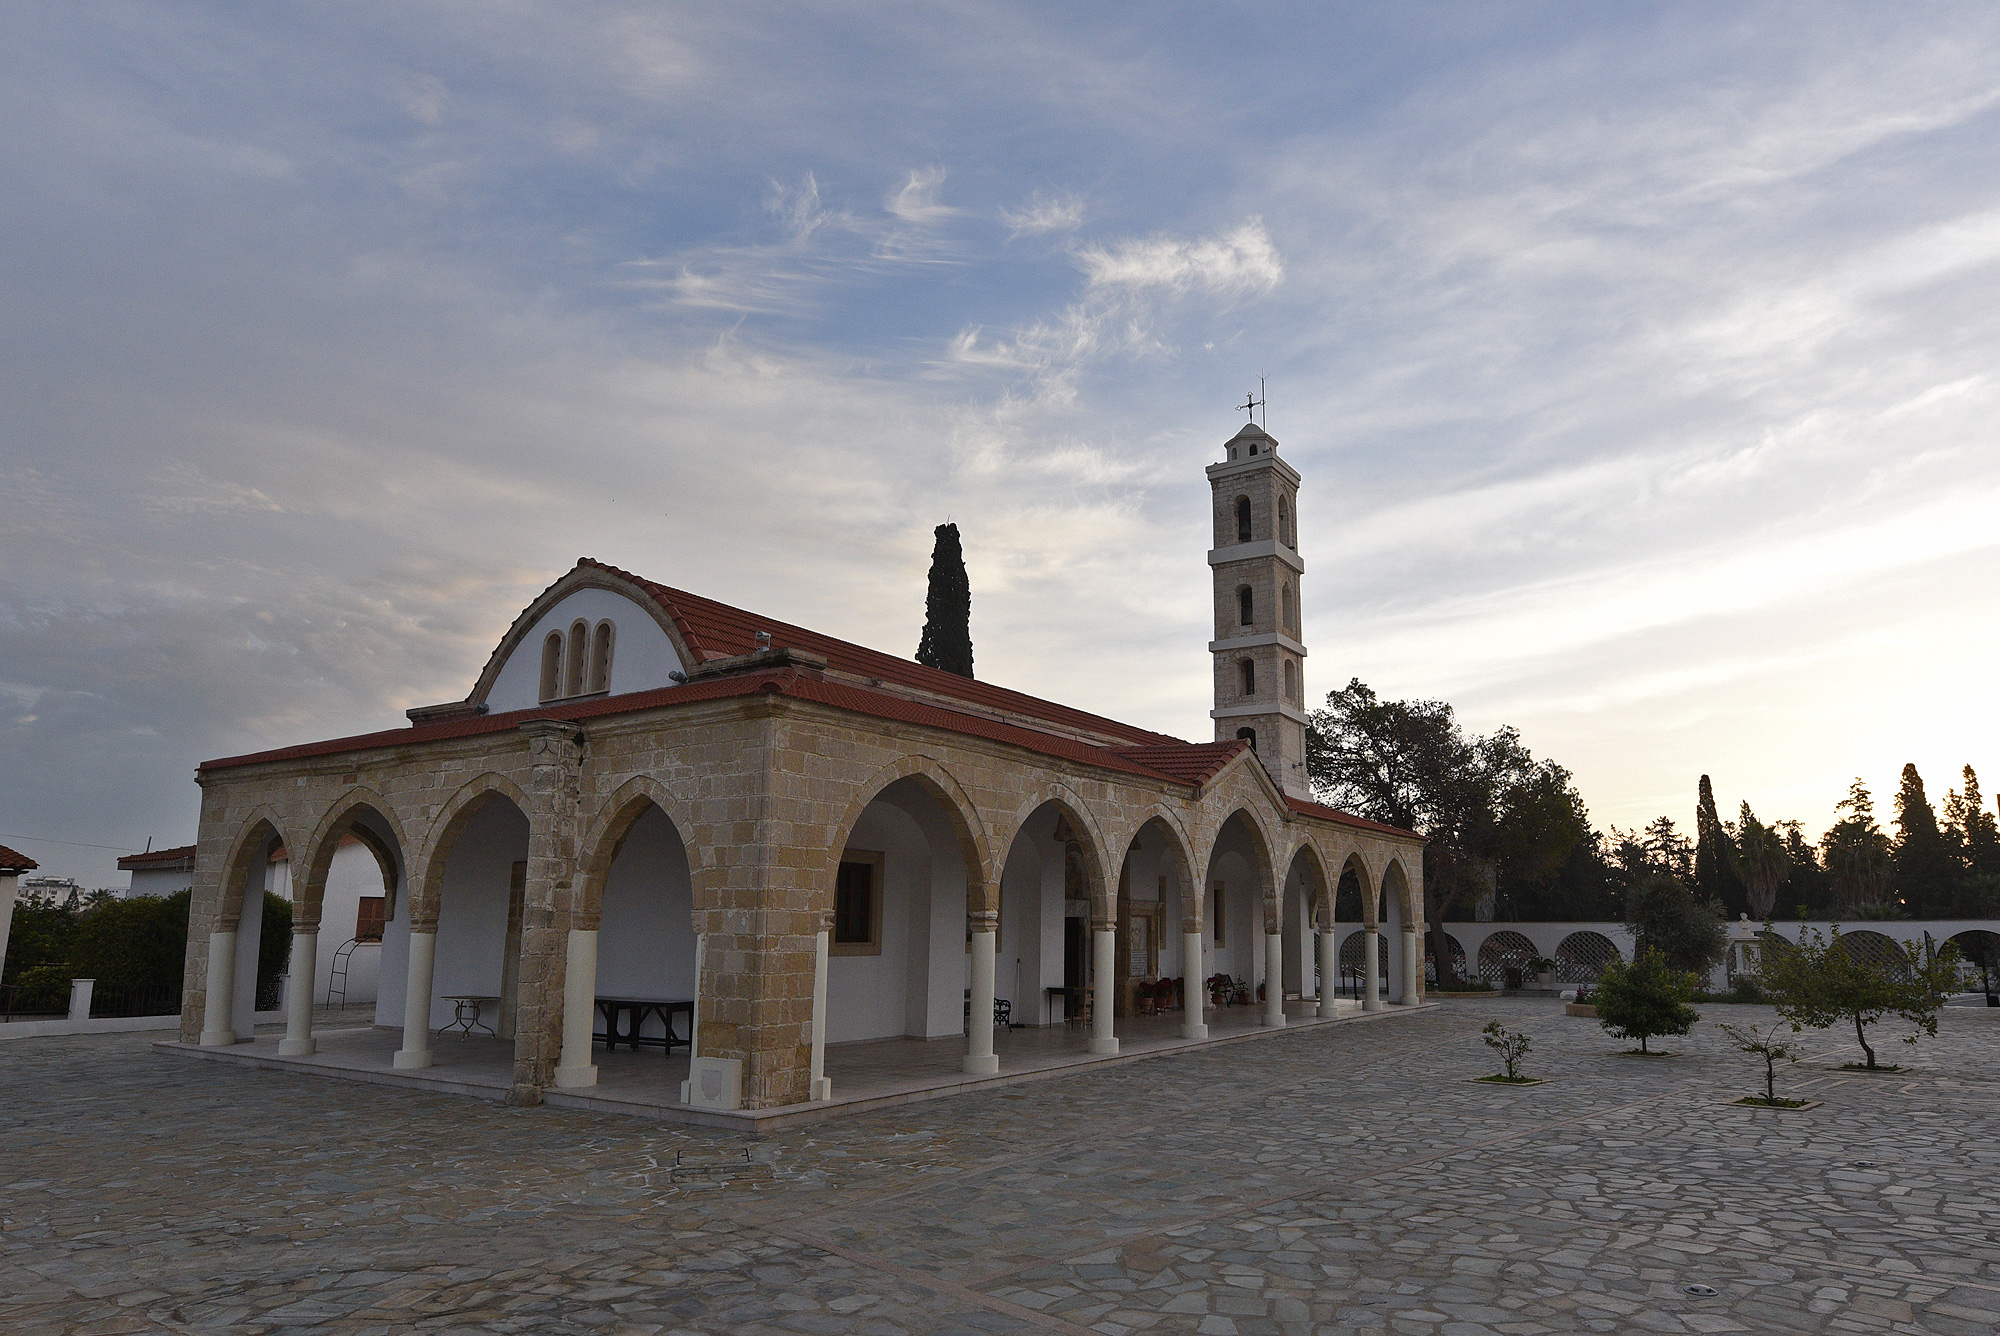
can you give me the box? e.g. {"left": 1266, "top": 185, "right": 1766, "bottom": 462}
{"left": 2, "top": 1000, "right": 1995, "bottom": 1334}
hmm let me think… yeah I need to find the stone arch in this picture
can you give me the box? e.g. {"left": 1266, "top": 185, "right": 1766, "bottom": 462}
{"left": 1283, "top": 838, "right": 1335, "bottom": 926}
{"left": 1380, "top": 853, "right": 1421, "bottom": 926}
{"left": 995, "top": 782, "right": 1112, "bottom": 920}
{"left": 296, "top": 788, "right": 411, "bottom": 930}
{"left": 1335, "top": 850, "right": 1378, "bottom": 928}
{"left": 1105, "top": 806, "right": 1199, "bottom": 916}
{"left": 823, "top": 754, "right": 994, "bottom": 913}
{"left": 410, "top": 772, "right": 532, "bottom": 929}
{"left": 216, "top": 808, "right": 292, "bottom": 929}
{"left": 1200, "top": 806, "right": 1279, "bottom": 930}
{"left": 574, "top": 773, "right": 702, "bottom": 928}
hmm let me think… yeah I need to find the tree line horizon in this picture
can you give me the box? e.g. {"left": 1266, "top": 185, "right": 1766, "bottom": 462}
{"left": 1305, "top": 677, "right": 2000, "bottom": 939}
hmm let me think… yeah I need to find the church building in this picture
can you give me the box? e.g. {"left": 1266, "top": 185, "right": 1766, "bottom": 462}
{"left": 174, "top": 422, "right": 1427, "bottom": 1115}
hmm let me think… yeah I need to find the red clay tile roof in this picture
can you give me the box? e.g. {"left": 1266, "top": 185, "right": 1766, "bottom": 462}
{"left": 580, "top": 558, "right": 1181, "bottom": 748}
{"left": 197, "top": 561, "right": 1418, "bottom": 843}
{"left": 0, "top": 843, "right": 37, "bottom": 872}
{"left": 117, "top": 844, "right": 196, "bottom": 870}
{"left": 1286, "top": 796, "right": 1419, "bottom": 840}
{"left": 1106, "top": 740, "right": 1246, "bottom": 786}
{"left": 201, "top": 669, "right": 1182, "bottom": 784}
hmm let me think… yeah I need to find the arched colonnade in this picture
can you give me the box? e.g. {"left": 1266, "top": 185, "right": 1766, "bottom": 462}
{"left": 188, "top": 739, "right": 1425, "bottom": 1110}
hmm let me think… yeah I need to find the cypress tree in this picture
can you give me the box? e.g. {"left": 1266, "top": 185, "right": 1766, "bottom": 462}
{"left": 1892, "top": 763, "right": 1952, "bottom": 915}
{"left": 1694, "top": 775, "right": 1747, "bottom": 915}
{"left": 915, "top": 522, "right": 974, "bottom": 678}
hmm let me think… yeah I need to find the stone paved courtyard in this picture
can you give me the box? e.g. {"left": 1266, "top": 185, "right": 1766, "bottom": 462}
{"left": 2, "top": 1000, "right": 1996, "bottom": 1335}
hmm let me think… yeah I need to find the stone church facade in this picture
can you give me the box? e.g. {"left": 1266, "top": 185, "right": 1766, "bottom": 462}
{"left": 176, "top": 422, "right": 1426, "bottom": 1112}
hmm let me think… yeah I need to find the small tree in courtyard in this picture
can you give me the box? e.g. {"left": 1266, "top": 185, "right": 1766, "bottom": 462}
{"left": 1717, "top": 1020, "right": 1803, "bottom": 1106}
{"left": 1753, "top": 924, "right": 1959, "bottom": 1070}
{"left": 1480, "top": 1020, "right": 1533, "bottom": 1081}
{"left": 1592, "top": 950, "right": 1700, "bottom": 1054}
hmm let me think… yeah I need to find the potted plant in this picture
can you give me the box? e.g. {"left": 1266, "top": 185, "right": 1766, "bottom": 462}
{"left": 1526, "top": 956, "right": 1558, "bottom": 990}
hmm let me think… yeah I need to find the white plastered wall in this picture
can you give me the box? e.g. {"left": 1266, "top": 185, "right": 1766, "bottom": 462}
{"left": 425, "top": 800, "right": 530, "bottom": 1031}
{"left": 483, "top": 587, "right": 687, "bottom": 713}
{"left": 595, "top": 806, "right": 697, "bottom": 1043}
{"left": 828, "top": 791, "right": 968, "bottom": 1044}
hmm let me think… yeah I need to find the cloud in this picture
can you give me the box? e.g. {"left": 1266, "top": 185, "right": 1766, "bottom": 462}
{"left": 1001, "top": 192, "right": 1085, "bottom": 237}
{"left": 1074, "top": 220, "right": 1283, "bottom": 295}
{"left": 886, "top": 166, "right": 957, "bottom": 226}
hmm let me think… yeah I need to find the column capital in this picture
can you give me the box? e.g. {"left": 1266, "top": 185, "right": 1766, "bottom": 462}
{"left": 967, "top": 910, "right": 999, "bottom": 933}
{"left": 1090, "top": 915, "right": 1116, "bottom": 932}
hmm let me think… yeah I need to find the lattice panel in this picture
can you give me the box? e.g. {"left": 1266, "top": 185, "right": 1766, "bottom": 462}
{"left": 1838, "top": 930, "right": 1912, "bottom": 979}
{"left": 1476, "top": 931, "right": 1539, "bottom": 985}
{"left": 1555, "top": 931, "right": 1621, "bottom": 984}
{"left": 1423, "top": 934, "right": 1467, "bottom": 986}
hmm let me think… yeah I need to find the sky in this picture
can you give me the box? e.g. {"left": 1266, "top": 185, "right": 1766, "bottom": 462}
{"left": 4, "top": 3, "right": 1999, "bottom": 889}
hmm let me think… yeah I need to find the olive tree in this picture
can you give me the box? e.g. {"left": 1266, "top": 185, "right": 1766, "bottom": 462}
{"left": 1753, "top": 924, "right": 1959, "bottom": 1070}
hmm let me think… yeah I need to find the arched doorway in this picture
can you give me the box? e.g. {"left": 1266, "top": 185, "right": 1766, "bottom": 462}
{"left": 281, "top": 798, "right": 406, "bottom": 1056}
{"left": 1112, "top": 817, "right": 1197, "bottom": 1033}
{"left": 1202, "top": 810, "right": 1280, "bottom": 1026}
{"left": 1279, "top": 845, "right": 1329, "bottom": 1014}
{"left": 994, "top": 798, "right": 1109, "bottom": 1054}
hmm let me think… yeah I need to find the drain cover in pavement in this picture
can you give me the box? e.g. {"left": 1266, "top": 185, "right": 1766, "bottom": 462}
{"left": 1682, "top": 1285, "right": 1719, "bottom": 1297}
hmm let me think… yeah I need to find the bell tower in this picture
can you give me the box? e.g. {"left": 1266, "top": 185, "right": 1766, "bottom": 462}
{"left": 1207, "top": 421, "right": 1309, "bottom": 797}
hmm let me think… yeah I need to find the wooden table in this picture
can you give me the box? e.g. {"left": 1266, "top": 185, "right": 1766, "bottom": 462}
{"left": 593, "top": 996, "right": 693, "bottom": 1053}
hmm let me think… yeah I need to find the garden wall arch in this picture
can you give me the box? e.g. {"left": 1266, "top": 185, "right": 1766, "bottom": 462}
{"left": 1476, "top": 930, "right": 1538, "bottom": 985}
{"left": 1555, "top": 930, "right": 1622, "bottom": 984}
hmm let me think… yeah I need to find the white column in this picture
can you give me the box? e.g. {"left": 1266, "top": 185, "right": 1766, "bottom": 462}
{"left": 809, "top": 920, "right": 832, "bottom": 1099}
{"left": 1181, "top": 927, "right": 1208, "bottom": 1039}
{"left": 200, "top": 929, "right": 238, "bottom": 1046}
{"left": 965, "top": 916, "right": 999, "bottom": 1075}
{"left": 678, "top": 931, "right": 705, "bottom": 1105}
{"left": 1401, "top": 926, "right": 1422, "bottom": 1005}
{"left": 393, "top": 927, "right": 436, "bottom": 1069}
{"left": 279, "top": 928, "right": 317, "bottom": 1055}
{"left": 1363, "top": 926, "right": 1382, "bottom": 1011}
{"left": 553, "top": 928, "right": 599, "bottom": 1088}
{"left": 1263, "top": 932, "right": 1286, "bottom": 1027}
{"left": 1090, "top": 924, "right": 1119, "bottom": 1054}
{"left": 68, "top": 978, "right": 94, "bottom": 1022}
{"left": 1318, "top": 928, "right": 1339, "bottom": 1015}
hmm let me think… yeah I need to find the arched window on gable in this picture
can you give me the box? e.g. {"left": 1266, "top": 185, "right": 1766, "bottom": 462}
{"left": 1278, "top": 495, "right": 1291, "bottom": 546}
{"left": 1236, "top": 726, "right": 1257, "bottom": 752}
{"left": 539, "top": 632, "right": 563, "bottom": 704}
{"left": 1284, "top": 658, "right": 1298, "bottom": 702}
{"left": 564, "top": 620, "right": 589, "bottom": 697}
{"left": 1237, "top": 586, "right": 1254, "bottom": 627}
{"left": 1239, "top": 658, "right": 1256, "bottom": 697}
{"left": 587, "top": 620, "right": 615, "bottom": 694}
{"left": 1235, "top": 496, "right": 1253, "bottom": 543}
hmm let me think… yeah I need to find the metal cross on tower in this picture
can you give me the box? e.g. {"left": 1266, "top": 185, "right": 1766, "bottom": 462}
{"left": 1238, "top": 376, "right": 1267, "bottom": 428}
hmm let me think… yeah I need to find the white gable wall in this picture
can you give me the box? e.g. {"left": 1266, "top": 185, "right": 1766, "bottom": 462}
{"left": 483, "top": 587, "right": 686, "bottom": 713}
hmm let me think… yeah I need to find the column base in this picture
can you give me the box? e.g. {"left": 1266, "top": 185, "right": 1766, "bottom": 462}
{"left": 199, "top": 1029, "right": 236, "bottom": 1048}
{"left": 1088, "top": 1036, "right": 1120, "bottom": 1055}
{"left": 1307, "top": 1000, "right": 1322, "bottom": 1017}
{"left": 1362, "top": 999, "right": 1382, "bottom": 1013}
{"left": 810, "top": 1077, "right": 833, "bottom": 1101}
{"left": 962, "top": 1054, "right": 999, "bottom": 1075}
{"left": 1263, "top": 1014, "right": 1287, "bottom": 1028}
{"left": 1180, "top": 1022, "right": 1209, "bottom": 1040}
{"left": 392, "top": 1048, "right": 431, "bottom": 1070}
{"left": 553, "top": 1063, "right": 598, "bottom": 1089}
{"left": 277, "top": 1037, "right": 315, "bottom": 1057}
